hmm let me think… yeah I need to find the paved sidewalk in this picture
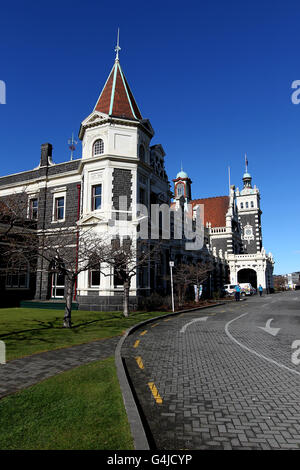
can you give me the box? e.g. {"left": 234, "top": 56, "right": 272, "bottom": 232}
{"left": 0, "top": 336, "right": 120, "bottom": 399}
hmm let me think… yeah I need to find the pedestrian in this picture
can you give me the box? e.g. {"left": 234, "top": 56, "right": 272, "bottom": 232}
{"left": 235, "top": 284, "right": 241, "bottom": 301}
{"left": 258, "top": 284, "right": 263, "bottom": 297}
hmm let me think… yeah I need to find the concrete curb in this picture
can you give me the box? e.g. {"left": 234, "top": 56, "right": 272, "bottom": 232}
{"left": 115, "top": 301, "right": 225, "bottom": 450}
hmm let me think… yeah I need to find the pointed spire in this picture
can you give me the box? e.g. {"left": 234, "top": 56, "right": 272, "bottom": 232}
{"left": 93, "top": 33, "right": 142, "bottom": 121}
{"left": 245, "top": 153, "right": 248, "bottom": 173}
{"left": 115, "top": 28, "right": 121, "bottom": 62}
{"left": 243, "top": 153, "right": 252, "bottom": 188}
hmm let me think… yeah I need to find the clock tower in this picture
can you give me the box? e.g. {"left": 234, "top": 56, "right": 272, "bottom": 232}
{"left": 235, "top": 167, "right": 262, "bottom": 255}
{"left": 173, "top": 167, "right": 192, "bottom": 203}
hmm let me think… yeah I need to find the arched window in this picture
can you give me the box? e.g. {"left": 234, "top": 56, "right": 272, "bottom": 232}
{"left": 177, "top": 183, "right": 185, "bottom": 197}
{"left": 139, "top": 144, "right": 145, "bottom": 162}
{"left": 93, "top": 139, "right": 104, "bottom": 156}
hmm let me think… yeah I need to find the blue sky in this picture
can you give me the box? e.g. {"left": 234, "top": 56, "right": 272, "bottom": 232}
{"left": 0, "top": 0, "right": 299, "bottom": 274}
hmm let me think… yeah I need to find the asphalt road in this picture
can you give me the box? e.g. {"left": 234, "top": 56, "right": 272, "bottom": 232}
{"left": 122, "top": 291, "right": 300, "bottom": 450}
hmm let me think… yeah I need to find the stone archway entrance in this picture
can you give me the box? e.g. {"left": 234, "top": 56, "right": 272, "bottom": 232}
{"left": 237, "top": 268, "right": 257, "bottom": 289}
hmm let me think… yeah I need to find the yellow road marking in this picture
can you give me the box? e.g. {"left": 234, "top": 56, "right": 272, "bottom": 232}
{"left": 164, "top": 318, "right": 172, "bottom": 322}
{"left": 151, "top": 323, "right": 159, "bottom": 328}
{"left": 135, "top": 356, "right": 144, "bottom": 369}
{"left": 140, "top": 330, "right": 148, "bottom": 336}
{"left": 133, "top": 339, "right": 140, "bottom": 348}
{"left": 148, "top": 382, "right": 163, "bottom": 404}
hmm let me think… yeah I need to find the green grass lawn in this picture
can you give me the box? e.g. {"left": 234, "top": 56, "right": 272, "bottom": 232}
{"left": 0, "top": 307, "right": 167, "bottom": 360}
{"left": 0, "top": 357, "right": 134, "bottom": 450}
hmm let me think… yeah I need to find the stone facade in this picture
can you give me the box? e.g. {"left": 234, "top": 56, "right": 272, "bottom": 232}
{"left": 0, "top": 52, "right": 274, "bottom": 308}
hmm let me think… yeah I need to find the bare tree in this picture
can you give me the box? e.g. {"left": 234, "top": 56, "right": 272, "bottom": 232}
{"left": 4, "top": 226, "right": 109, "bottom": 328}
{"left": 172, "top": 261, "right": 213, "bottom": 306}
{"left": 0, "top": 193, "right": 33, "bottom": 240}
{"left": 105, "top": 238, "right": 160, "bottom": 317}
{"left": 172, "top": 263, "right": 191, "bottom": 306}
{"left": 273, "top": 275, "right": 287, "bottom": 292}
{"left": 185, "top": 261, "right": 214, "bottom": 302}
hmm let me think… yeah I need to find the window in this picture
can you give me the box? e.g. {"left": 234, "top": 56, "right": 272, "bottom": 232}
{"left": 51, "top": 272, "right": 65, "bottom": 298}
{"left": 241, "top": 202, "right": 244, "bottom": 209}
{"left": 246, "top": 202, "right": 249, "bottom": 208}
{"left": 91, "top": 184, "right": 102, "bottom": 210}
{"left": 114, "top": 268, "right": 125, "bottom": 287}
{"left": 177, "top": 183, "right": 185, "bottom": 197}
{"left": 29, "top": 198, "right": 38, "bottom": 220}
{"left": 251, "top": 201, "right": 254, "bottom": 208}
{"left": 54, "top": 196, "right": 65, "bottom": 220}
{"left": 89, "top": 264, "right": 101, "bottom": 287}
{"left": 139, "top": 144, "right": 145, "bottom": 162}
{"left": 93, "top": 139, "right": 104, "bottom": 156}
{"left": 6, "top": 257, "right": 29, "bottom": 289}
{"left": 49, "top": 259, "right": 65, "bottom": 298}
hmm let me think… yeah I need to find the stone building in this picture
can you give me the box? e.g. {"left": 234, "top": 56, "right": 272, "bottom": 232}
{"left": 173, "top": 164, "right": 274, "bottom": 291}
{"left": 0, "top": 46, "right": 274, "bottom": 308}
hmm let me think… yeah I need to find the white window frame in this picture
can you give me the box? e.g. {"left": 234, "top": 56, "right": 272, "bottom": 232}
{"left": 89, "top": 264, "right": 101, "bottom": 288}
{"left": 91, "top": 183, "right": 102, "bottom": 211}
{"left": 52, "top": 190, "right": 67, "bottom": 223}
{"left": 28, "top": 197, "right": 39, "bottom": 220}
{"left": 93, "top": 139, "right": 104, "bottom": 157}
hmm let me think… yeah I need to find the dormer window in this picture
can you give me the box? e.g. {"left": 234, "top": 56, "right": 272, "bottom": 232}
{"left": 93, "top": 139, "right": 104, "bottom": 156}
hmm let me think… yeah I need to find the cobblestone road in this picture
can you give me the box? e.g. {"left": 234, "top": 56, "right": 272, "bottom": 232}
{"left": 122, "top": 292, "right": 300, "bottom": 450}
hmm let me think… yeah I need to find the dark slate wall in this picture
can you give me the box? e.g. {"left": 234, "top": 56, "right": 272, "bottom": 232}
{"left": 211, "top": 237, "right": 228, "bottom": 256}
{"left": 112, "top": 168, "right": 132, "bottom": 220}
{"left": 239, "top": 212, "right": 259, "bottom": 255}
{"left": 0, "top": 160, "right": 81, "bottom": 187}
{"left": 41, "top": 182, "right": 80, "bottom": 230}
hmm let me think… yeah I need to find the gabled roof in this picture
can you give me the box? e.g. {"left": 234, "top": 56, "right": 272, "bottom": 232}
{"left": 192, "top": 196, "right": 229, "bottom": 228}
{"left": 94, "top": 59, "right": 142, "bottom": 121}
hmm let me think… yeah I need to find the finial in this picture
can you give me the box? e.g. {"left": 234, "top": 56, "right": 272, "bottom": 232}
{"left": 245, "top": 153, "right": 248, "bottom": 173}
{"left": 115, "top": 28, "right": 121, "bottom": 62}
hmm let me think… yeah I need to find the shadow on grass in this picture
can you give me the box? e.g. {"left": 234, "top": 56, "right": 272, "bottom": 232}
{"left": 0, "top": 313, "right": 128, "bottom": 339}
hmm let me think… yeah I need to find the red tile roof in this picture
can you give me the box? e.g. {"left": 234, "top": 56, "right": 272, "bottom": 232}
{"left": 192, "top": 196, "right": 229, "bottom": 227}
{"left": 94, "top": 61, "right": 142, "bottom": 121}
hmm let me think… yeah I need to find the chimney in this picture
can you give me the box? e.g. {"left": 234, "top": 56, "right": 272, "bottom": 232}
{"left": 40, "top": 143, "right": 53, "bottom": 167}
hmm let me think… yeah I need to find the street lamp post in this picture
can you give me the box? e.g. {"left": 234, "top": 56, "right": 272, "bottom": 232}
{"left": 169, "top": 261, "right": 175, "bottom": 312}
